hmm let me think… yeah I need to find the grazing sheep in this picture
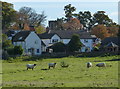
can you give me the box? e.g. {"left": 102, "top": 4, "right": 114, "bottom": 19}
{"left": 86, "top": 62, "right": 92, "bottom": 68}
{"left": 96, "top": 63, "right": 106, "bottom": 67}
{"left": 48, "top": 63, "right": 56, "bottom": 69}
{"left": 26, "top": 64, "right": 37, "bottom": 70}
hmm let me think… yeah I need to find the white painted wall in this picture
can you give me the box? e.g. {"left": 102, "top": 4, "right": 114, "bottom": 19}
{"left": 41, "top": 43, "right": 46, "bottom": 52}
{"left": 62, "top": 39, "right": 70, "bottom": 44}
{"left": 25, "top": 32, "right": 41, "bottom": 55}
{"left": 13, "top": 31, "right": 41, "bottom": 55}
{"left": 41, "top": 34, "right": 61, "bottom": 47}
{"left": 80, "top": 39, "right": 93, "bottom": 52}
{"left": 42, "top": 39, "right": 50, "bottom": 47}
{"left": 51, "top": 34, "right": 61, "bottom": 43}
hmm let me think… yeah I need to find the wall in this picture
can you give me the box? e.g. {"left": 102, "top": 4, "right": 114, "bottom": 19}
{"left": 51, "top": 34, "right": 61, "bottom": 43}
{"left": 80, "top": 39, "right": 93, "bottom": 52}
{"left": 62, "top": 39, "right": 70, "bottom": 44}
{"left": 25, "top": 32, "right": 41, "bottom": 55}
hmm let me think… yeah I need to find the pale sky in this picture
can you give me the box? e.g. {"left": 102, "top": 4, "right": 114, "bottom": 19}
{"left": 1, "top": 0, "right": 120, "bottom": 26}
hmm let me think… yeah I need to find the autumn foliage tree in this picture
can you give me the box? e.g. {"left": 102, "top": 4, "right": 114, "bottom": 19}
{"left": 62, "top": 18, "right": 83, "bottom": 30}
{"left": 91, "top": 25, "right": 109, "bottom": 40}
{"left": 107, "top": 27, "right": 119, "bottom": 37}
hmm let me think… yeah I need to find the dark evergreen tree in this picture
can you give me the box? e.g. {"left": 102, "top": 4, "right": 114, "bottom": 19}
{"left": 67, "top": 34, "right": 82, "bottom": 52}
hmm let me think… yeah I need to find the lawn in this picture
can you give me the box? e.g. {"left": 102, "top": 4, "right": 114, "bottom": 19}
{"left": 1, "top": 55, "right": 120, "bottom": 87}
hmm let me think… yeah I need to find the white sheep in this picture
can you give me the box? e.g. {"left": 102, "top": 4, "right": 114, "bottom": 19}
{"left": 26, "top": 64, "right": 37, "bottom": 70}
{"left": 86, "top": 62, "right": 92, "bottom": 68}
{"left": 96, "top": 63, "right": 106, "bottom": 67}
{"left": 48, "top": 63, "right": 56, "bottom": 69}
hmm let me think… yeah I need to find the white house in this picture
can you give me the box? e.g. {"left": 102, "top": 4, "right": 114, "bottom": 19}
{"left": 12, "top": 31, "right": 42, "bottom": 55}
{"left": 38, "top": 30, "right": 100, "bottom": 52}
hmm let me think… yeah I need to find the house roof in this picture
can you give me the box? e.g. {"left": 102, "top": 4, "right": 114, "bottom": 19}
{"left": 38, "top": 30, "right": 97, "bottom": 39}
{"left": 101, "top": 37, "right": 120, "bottom": 47}
{"left": 105, "top": 42, "right": 118, "bottom": 47}
{"left": 12, "top": 31, "right": 31, "bottom": 42}
{"left": 38, "top": 33, "right": 56, "bottom": 39}
{"left": 5, "top": 30, "right": 21, "bottom": 37}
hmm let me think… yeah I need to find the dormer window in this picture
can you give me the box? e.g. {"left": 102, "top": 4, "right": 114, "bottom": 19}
{"left": 19, "top": 37, "right": 23, "bottom": 40}
{"left": 84, "top": 39, "right": 88, "bottom": 43}
{"left": 52, "top": 39, "right": 58, "bottom": 43}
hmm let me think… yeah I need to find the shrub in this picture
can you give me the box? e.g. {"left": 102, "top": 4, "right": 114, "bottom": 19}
{"left": 52, "top": 42, "right": 66, "bottom": 52}
{"left": 67, "top": 34, "right": 82, "bottom": 52}
{"left": 7, "top": 48, "right": 14, "bottom": 55}
{"left": 14, "top": 46, "right": 23, "bottom": 55}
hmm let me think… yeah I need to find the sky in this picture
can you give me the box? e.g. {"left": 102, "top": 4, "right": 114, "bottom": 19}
{"left": 1, "top": 0, "right": 120, "bottom": 26}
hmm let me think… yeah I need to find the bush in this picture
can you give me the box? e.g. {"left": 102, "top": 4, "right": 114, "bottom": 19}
{"left": 7, "top": 48, "right": 14, "bottom": 55}
{"left": 7, "top": 46, "right": 23, "bottom": 56}
{"left": 52, "top": 42, "right": 66, "bottom": 52}
{"left": 14, "top": 46, "right": 23, "bottom": 55}
{"left": 67, "top": 34, "right": 82, "bottom": 52}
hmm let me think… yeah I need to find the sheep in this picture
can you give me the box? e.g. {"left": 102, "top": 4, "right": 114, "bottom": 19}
{"left": 86, "top": 62, "right": 92, "bottom": 68}
{"left": 48, "top": 63, "right": 56, "bottom": 69}
{"left": 96, "top": 63, "right": 106, "bottom": 67}
{"left": 26, "top": 64, "right": 37, "bottom": 70}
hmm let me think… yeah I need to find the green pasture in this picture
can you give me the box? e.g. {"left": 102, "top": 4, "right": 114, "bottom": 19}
{"left": 2, "top": 55, "right": 120, "bottom": 87}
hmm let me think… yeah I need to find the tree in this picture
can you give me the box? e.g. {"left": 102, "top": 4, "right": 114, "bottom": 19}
{"left": 52, "top": 42, "right": 66, "bottom": 52}
{"left": 67, "top": 34, "right": 82, "bottom": 52}
{"left": 117, "top": 26, "right": 120, "bottom": 37}
{"left": 14, "top": 46, "right": 23, "bottom": 55}
{"left": 35, "top": 25, "right": 46, "bottom": 34}
{"left": 15, "top": 7, "right": 47, "bottom": 29}
{"left": 74, "top": 11, "right": 93, "bottom": 30}
{"left": 2, "top": 40, "right": 13, "bottom": 50}
{"left": 62, "top": 18, "right": 83, "bottom": 30}
{"left": 64, "top": 4, "right": 76, "bottom": 21}
{"left": 55, "top": 18, "right": 65, "bottom": 30}
{"left": 107, "top": 26, "right": 119, "bottom": 37}
{"left": 2, "top": 34, "right": 13, "bottom": 50}
{"left": 91, "top": 25, "right": 109, "bottom": 40}
{"left": 2, "top": 1, "right": 16, "bottom": 31}
{"left": 2, "top": 33, "right": 7, "bottom": 42}
{"left": 93, "top": 11, "right": 113, "bottom": 26}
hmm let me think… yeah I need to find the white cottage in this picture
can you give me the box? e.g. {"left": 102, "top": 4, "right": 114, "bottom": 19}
{"left": 38, "top": 30, "right": 100, "bottom": 52}
{"left": 12, "top": 31, "right": 42, "bottom": 55}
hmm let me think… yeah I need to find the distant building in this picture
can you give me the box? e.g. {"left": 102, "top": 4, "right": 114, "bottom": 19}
{"left": 12, "top": 31, "right": 42, "bottom": 55}
{"left": 48, "top": 20, "right": 57, "bottom": 30}
{"left": 100, "top": 37, "right": 120, "bottom": 52}
{"left": 38, "top": 30, "right": 100, "bottom": 52}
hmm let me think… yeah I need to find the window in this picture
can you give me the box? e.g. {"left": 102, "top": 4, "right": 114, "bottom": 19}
{"left": 35, "top": 40, "right": 38, "bottom": 44}
{"left": 93, "top": 39, "right": 96, "bottom": 42}
{"left": 52, "top": 39, "right": 58, "bottom": 43}
{"left": 84, "top": 39, "right": 88, "bottom": 43}
{"left": 37, "top": 49, "right": 39, "bottom": 53}
{"left": 19, "top": 37, "right": 23, "bottom": 40}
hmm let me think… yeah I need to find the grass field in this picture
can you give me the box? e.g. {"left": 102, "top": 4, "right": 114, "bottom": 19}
{"left": 2, "top": 55, "right": 120, "bottom": 87}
